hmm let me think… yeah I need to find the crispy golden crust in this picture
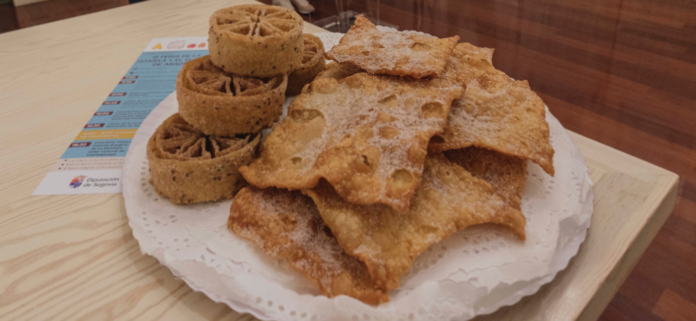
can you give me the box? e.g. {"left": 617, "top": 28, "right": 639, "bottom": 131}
{"left": 304, "top": 154, "right": 526, "bottom": 292}
{"left": 445, "top": 147, "right": 527, "bottom": 210}
{"left": 176, "top": 56, "right": 286, "bottom": 136}
{"left": 458, "top": 42, "right": 494, "bottom": 64}
{"left": 228, "top": 187, "right": 389, "bottom": 305}
{"left": 209, "top": 4, "right": 304, "bottom": 77}
{"left": 286, "top": 34, "right": 326, "bottom": 96}
{"left": 430, "top": 69, "right": 555, "bottom": 175}
{"left": 313, "top": 61, "right": 364, "bottom": 82}
{"left": 439, "top": 43, "right": 495, "bottom": 87}
{"left": 147, "top": 114, "right": 260, "bottom": 204}
{"left": 325, "top": 15, "right": 459, "bottom": 78}
{"left": 240, "top": 73, "right": 462, "bottom": 213}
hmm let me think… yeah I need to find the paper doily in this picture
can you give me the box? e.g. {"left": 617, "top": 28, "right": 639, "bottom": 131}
{"left": 123, "top": 32, "right": 593, "bottom": 321}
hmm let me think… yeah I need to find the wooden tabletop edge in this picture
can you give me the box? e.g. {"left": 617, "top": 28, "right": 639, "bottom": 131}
{"left": 577, "top": 179, "right": 679, "bottom": 321}
{"left": 568, "top": 130, "right": 679, "bottom": 178}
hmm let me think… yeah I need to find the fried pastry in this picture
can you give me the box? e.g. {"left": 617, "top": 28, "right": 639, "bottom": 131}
{"left": 325, "top": 15, "right": 459, "bottom": 78}
{"left": 439, "top": 42, "right": 495, "bottom": 87}
{"left": 430, "top": 69, "right": 555, "bottom": 175}
{"left": 209, "top": 4, "right": 304, "bottom": 77}
{"left": 240, "top": 73, "right": 462, "bottom": 213}
{"left": 315, "top": 43, "right": 490, "bottom": 89}
{"left": 458, "top": 42, "right": 494, "bottom": 64}
{"left": 445, "top": 147, "right": 527, "bottom": 209}
{"left": 177, "top": 56, "right": 287, "bottom": 136}
{"left": 286, "top": 34, "right": 326, "bottom": 96}
{"left": 228, "top": 186, "right": 389, "bottom": 304}
{"left": 147, "top": 114, "right": 260, "bottom": 204}
{"left": 304, "top": 154, "right": 526, "bottom": 292}
{"left": 314, "top": 61, "right": 364, "bottom": 82}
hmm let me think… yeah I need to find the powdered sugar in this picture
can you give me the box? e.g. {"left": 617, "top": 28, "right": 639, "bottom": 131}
{"left": 325, "top": 16, "right": 458, "bottom": 78}
{"left": 123, "top": 33, "right": 593, "bottom": 321}
{"left": 242, "top": 72, "right": 461, "bottom": 212}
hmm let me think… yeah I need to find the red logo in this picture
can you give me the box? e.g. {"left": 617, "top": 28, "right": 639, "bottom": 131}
{"left": 70, "top": 175, "right": 86, "bottom": 188}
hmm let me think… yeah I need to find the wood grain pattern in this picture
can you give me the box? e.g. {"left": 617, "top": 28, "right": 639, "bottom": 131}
{"left": 0, "top": 3, "right": 19, "bottom": 33}
{"left": 282, "top": 1, "right": 694, "bottom": 319}
{"left": 14, "top": 0, "right": 128, "bottom": 28}
{"left": 654, "top": 290, "right": 696, "bottom": 321}
{"left": 13, "top": 0, "right": 47, "bottom": 7}
{"left": 0, "top": 0, "right": 681, "bottom": 320}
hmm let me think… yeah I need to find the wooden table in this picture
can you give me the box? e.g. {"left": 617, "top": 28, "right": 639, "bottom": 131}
{"left": 0, "top": 0, "right": 679, "bottom": 320}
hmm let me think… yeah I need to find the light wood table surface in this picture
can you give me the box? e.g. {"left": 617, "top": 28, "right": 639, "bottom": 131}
{"left": 0, "top": 0, "right": 679, "bottom": 320}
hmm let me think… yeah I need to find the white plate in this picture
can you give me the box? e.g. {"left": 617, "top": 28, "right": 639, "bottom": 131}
{"left": 122, "top": 32, "right": 593, "bottom": 321}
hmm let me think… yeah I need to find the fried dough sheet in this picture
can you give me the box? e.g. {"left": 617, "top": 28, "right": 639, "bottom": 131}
{"left": 445, "top": 147, "right": 527, "bottom": 210}
{"left": 314, "top": 61, "right": 364, "bottom": 82}
{"left": 240, "top": 73, "right": 462, "bottom": 213}
{"left": 430, "top": 69, "right": 555, "bottom": 175}
{"left": 228, "top": 187, "right": 389, "bottom": 304}
{"left": 325, "top": 15, "right": 459, "bottom": 78}
{"left": 177, "top": 56, "right": 287, "bottom": 136}
{"left": 315, "top": 42, "right": 491, "bottom": 88}
{"left": 286, "top": 34, "right": 326, "bottom": 96}
{"left": 304, "top": 154, "right": 526, "bottom": 292}
{"left": 439, "top": 43, "right": 495, "bottom": 87}
{"left": 147, "top": 114, "right": 260, "bottom": 204}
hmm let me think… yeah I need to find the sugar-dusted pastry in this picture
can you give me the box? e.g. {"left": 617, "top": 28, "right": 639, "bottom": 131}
{"left": 314, "top": 61, "right": 364, "bottom": 82}
{"left": 286, "top": 34, "right": 326, "bottom": 96}
{"left": 176, "top": 56, "right": 286, "bottom": 136}
{"left": 430, "top": 69, "right": 555, "bottom": 175}
{"left": 438, "top": 42, "right": 495, "bottom": 88}
{"left": 304, "top": 154, "right": 526, "bottom": 292}
{"left": 209, "top": 4, "right": 304, "bottom": 77}
{"left": 147, "top": 114, "right": 260, "bottom": 205}
{"left": 240, "top": 73, "right": 462, "bottom": 213}
{"left": 445, "top": 147, "right": 527, "bottom": 210}
{"left": 228, "top": 186, "right": 389, "bottom": 305}
{"left": 325, "top": 15, "right": 459, "bottom": 78}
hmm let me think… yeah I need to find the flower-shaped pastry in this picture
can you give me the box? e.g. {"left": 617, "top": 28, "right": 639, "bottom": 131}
{"left": 209, "top": 4, "right": 304, "bottom": 77}
{"left": 286, "top": 33, "right": 326, "bottom": 96}
{"left": 177, "top": 56, "right": 287, "bottom": 136}
{"left": 147, "top": 114, "right": 261, "bottom": 204}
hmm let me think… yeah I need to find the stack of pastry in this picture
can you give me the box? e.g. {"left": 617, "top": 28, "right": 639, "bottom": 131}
{"left": 145, "top": 4, "right": 554, "bottom": 304}
{"left": 148, "top": 4, "right": 327, "bottom": 204}
{"left": 227, "top": 14, "right": 556, "bottom": 304}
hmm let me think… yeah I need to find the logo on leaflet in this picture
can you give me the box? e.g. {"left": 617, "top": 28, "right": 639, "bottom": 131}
{"left": 168, "top": 40, "right": 185, "bottom": 49}
{"left": 69, "top": 175, "right": 87, "bottom": 189}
